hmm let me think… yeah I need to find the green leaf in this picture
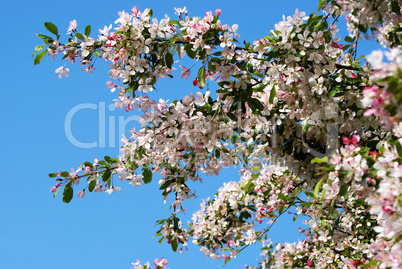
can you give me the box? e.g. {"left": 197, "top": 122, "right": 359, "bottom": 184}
{"left": 207, "top": 60, "right": 216, "bottom": 72}
{"left": 365, "top": 260, "right": 377, "bottom": 266}
{"left": 249, "top": 98, "right": 264, "bottom": 112}
{"left": 44, "top": 22, "right": 58, "bottom": 35}
{"left": 159, "top": 180, "right": 172, "bottom": 190}
{"left": 314, "top": 177, "right": 325, "bottom": 198}
{"left": 84, "top": 25, "right": 91, "bottom": 36}
{"left": 339, "top": 184, "right": 349, "bottom": 200}
{"left": 392, "top": 1, "right": 401, "bottom": 15}
{"left": 34, "top": 50, "right": 47, "bottom": 65}
{"left": 184, "top": 44, "right": 196, "bottom": 59}
{"left": 165, "top": 52, "right": 173, "bottom": 69}
{"left": 198, "top": 66, "right": 206, "bottom": 88}
{"left": 344, "top": 36, "right": 353, "bottom": 43}
{"left": 311, "top": 156, "right": 328, "bottom": 164}
{"left": 142, "top": 168, "right": 152, "bottom": 184}
{"left": 35, "top": 44, "right": 46, "bottom": 52}
{"left": 75, "top": 32, "right": 84, "bottom": 40}
{"left": 169, "top": 20, "right": 180, "bottom": 25}
{"left": 215, "top": 149, "right": 220, "bottom": 159}
{"left": 101, "top": 170, "right": 111, "bottom": 182}
{"left": 36, "top": 33, "right": 52, "bottom": 40}
{"left": 62, "top": 183, "right": 73, "bottom": 203}
{"left": 93, "top": 50, "right": 101, "bottom": 57}
{"left": 83, "top": 161, "right": 93, "bottom": 168}
{"left": 317, "top": 0, "right": 325, "bottom": 12}
{"left": 227, "top": 112, "right": 238, "bottom": 122}
{"left": 88, "top": 179, "right": 96, "bottom": 192}
{"left": 104, "top": 156, "right": 113, "bottom": 164}
{"left": 302, "top": 55, "right": 308, "bottom": 67}
{"left": 98, "top": 160, "right": 108, "bottom": 166}
{"left": 269, "top": 86, "right": 276, "bottom": 104}
{"left": 328, "top": 89, "right": 337, "bottom": 97}
{"left": 171, "top": 238, "right": 178, "bottom": 252}
{"left": 395, "top": 141, "right": 402, "bottom": 157}
{"left": 61, "top": 171, "right": 69, "bottom": 177}
{"left": 49, "top": 173, "right": 57, "bottom": 178}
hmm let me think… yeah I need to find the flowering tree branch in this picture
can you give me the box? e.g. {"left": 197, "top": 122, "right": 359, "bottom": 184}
{"left": 34, "top": 1, "right": 402, "bottom": 268}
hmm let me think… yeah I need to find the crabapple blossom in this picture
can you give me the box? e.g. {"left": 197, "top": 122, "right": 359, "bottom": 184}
{"left": 35, "top": 1, "right": 402, "bottom": 268}
{"left": 55, "top": 66, "right": 69, "bottom": 79}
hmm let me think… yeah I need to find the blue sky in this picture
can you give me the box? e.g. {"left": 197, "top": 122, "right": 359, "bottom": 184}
{"left": 0, "top": 1, "right": 381, "bottom": 268}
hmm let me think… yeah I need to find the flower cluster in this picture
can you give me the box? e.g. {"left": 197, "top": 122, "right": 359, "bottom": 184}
{"left": 131, "top": 257, "right": 168, "bottom": 269}
{"left": 190, "top": 165, "right": 303, "bottom": 262}
{"left": 362, "top": 47, "right": 402, "bottom": 128}
{"left": 322, "top": 0, "right": 402, "bottom": 48}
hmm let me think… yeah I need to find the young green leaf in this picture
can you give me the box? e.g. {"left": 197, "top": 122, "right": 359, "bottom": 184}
{"left": 184, "top": 44, "right": 196, "bottom": 59}
{"left": 269, "top": 86, "right": 276, "bottom": 104}
{"left": 44, "top": 22, "right": 58, "bottom": 35}
{"left": 198, "top": 66, "right": 206, "bottom": 88}
{"left": 36, "top": 33, "right": 52, "bottom": 40}
{"left": 142, "top": 168, "right": 152, "bottom": 184}
{"left": 314, "top": 177, "right": 325, "bottom": 198}
{"left": 35, "top": 44, "right": 46, "bottom": 52}
{"left": 84, "top": 25, "right": 91, "bottom": 36}
{"left": 102, "top": 170, "right": 111, "bottom": 183}
{"left": 62, "top": 184, "right": 74, "bottom": 203}
{"left": 75, "top": 33, "right": 84, "bottom": 40}
{"left": 88, "top": 179, "right": 96, "bottom": 192}
{"left": 317, "top": 0, "right": 325, "bottom": 12}
{"left": 339, "top": 184, "right": 349, "bottom": 200}
{"left": 311, "top": 156, "right": 329, "bottom": 164}
{"left": 395, "top": 141, "right": 402, "bottom": 157}
{"left": 171, "top": 238, "right": 178, "bottom": 252}
{"left": 392, "top": 1, "right": 401, "bottom": 15}
{"left": 165, "top": 52, "right": 173, "bottom": 69}
{"left": 93, "top": 51, "right": 101, "bottom": 57}
{"left": 227, "top": 112, "right": 238, "bottom": 122}
{"left": 34, "top": 50, "right": 47, "bottom": 65}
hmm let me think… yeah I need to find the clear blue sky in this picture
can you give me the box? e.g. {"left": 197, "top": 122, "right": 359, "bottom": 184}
{"left": 0, "top": 1, "right": 380, "bottom": 268}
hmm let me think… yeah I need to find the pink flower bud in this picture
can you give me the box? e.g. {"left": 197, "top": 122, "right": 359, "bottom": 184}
{"left": 78, "top": 189, "right": 85, "bottom": 198}
{"left": 106, "top": 81, "right": 115, "bottom": 88}
{"left": 50, "top": 187, "right": 57, "bottom": 193}
{"left": 132, "top": 6, "right": 139, "bottom": 15}
{"left": 215, "top": 9, "right": 222, "bottom": 17}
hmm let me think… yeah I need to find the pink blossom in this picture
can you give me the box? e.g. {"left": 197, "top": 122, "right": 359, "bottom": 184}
{"left": 55, "top": 66, "right": 70, "bottom": 79}
{"left": 67, "top": 20, "right": 77, "bottom": 33}
{"left": 153, "top": 257, "right": 168, "bottom": 267}
{"left": 78, "top": 189, "right": 85, "bottom": 198}
{"left": 179, "top": 65, "right": 191, "bottom": 79}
